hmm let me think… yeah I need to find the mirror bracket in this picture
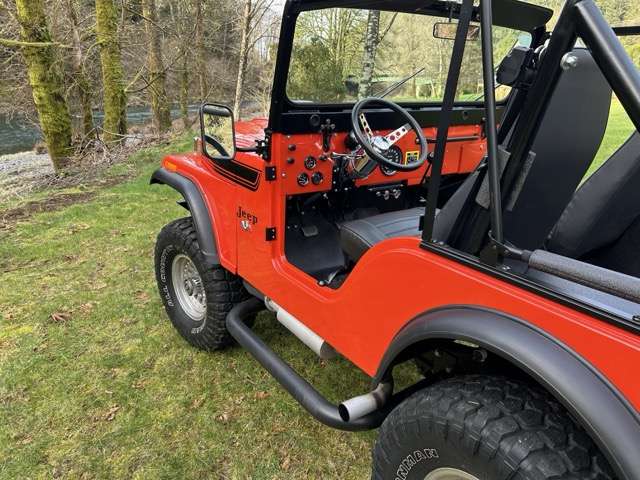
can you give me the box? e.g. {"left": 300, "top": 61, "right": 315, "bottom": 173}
{"left": 256, "top": 128, "right": 272, "bottom": 161}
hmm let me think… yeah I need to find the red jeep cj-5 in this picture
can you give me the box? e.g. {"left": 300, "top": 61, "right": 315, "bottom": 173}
{"left": 151, "top": 0, "right": 640, "bottom": 478}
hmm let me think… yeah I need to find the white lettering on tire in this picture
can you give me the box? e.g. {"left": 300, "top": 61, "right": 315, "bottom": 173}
{"left": 394, "top": 449, "right": 439, "bottom": 480}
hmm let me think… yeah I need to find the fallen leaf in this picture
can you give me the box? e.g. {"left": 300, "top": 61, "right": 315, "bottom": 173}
{"left": 216, "top": 412, "right": 230, "bottom": 424}
{"left": 132, "top": 379, "right": 147, "bottom": 390}
{"left": 281, "top": 455, "right": 291, "bottom": 471}
{"left": 103, "top": 405, "right": 120, "bottom": 421}
{"left": 69, "top": 223, "right": 90, "bottom": 234}
{"left": 191, "top": 396, "right": 206, "bottom": 410}
{"left": 78, "top": 303, "right": 95, "bottom": 314}
{"left": 255, "top": 391, "right": 270, "bottom": 400}
{"left": 49, "top": 311, "right": 71, "bottom": 323}
{"left": 134, "top": 290, "right": 150, "bottom": 302}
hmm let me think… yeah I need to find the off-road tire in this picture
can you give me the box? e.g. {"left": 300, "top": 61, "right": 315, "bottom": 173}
{"left": 372, "top": 375, "right": 615, "bottom": 480}
{"left": 155, "top": 217, "right": 252, "bottom": 351}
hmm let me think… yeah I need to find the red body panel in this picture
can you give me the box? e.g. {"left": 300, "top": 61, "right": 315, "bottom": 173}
{"left": 162, "top": 119, "right": 640, "bottom": 413}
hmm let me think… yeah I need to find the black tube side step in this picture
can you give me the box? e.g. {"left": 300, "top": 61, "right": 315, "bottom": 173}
{"left": 226, "top": 298, "right": 429, "bottom": 432}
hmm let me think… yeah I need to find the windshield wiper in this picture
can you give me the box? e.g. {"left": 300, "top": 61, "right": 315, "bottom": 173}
{"left": 377, "top": 67, "right": 426, "bottom": 99}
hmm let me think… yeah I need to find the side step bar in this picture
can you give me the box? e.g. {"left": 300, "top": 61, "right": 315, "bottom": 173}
{"left": 226, "top": 298, "right": 429, "bottom": 432}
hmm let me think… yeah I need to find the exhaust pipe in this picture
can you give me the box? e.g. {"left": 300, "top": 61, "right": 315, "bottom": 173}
{"left": 339, "top": 382, "right": 393, "bottom": 422}
{"left": 265, "top": 298, "right": 337, "bottom": 360}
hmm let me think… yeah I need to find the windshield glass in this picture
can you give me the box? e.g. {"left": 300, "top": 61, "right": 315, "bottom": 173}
{"left": 286, "top": 8, "right": 532, "bottom": 105}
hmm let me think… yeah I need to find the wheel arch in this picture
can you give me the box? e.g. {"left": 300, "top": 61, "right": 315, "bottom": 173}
{"left": 373, "top": 306, "right": 640, "bottom": 480}
{"left": 151, "top": 168, "right": 219, "bottom": 264}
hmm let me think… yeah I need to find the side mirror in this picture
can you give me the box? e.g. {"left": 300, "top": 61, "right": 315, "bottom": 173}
{"left": 433, "top": 22, "right": 480, "bottom": 42}
{"left": 200, "top": 103, "right": 236, "bottom": 161}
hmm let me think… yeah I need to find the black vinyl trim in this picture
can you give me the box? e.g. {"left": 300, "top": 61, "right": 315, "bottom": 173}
{"left": 150, "top": 168, "right": 220, "bottom": 264}
{"left": 373, "top": 304, "right": 640, "bottom": 480}
{"left": 210, "top": 160, "right": 261, "bottom": 191}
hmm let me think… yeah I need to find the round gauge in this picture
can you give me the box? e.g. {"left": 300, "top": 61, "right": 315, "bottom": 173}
{"left": 297, "top": 172, "right": 310, "bottom": 187}
{"left": 304, "top": 156, "right": 317, "bottom": 170}
{"left": 380, "top": 146, "right": 403, "bottom": 176}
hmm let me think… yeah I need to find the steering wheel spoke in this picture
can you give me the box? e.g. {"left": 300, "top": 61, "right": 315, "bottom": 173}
{"left": 359, "top": 113, "right": 375, "bottom": 140}
{"left": 384, "top": 123, "right": 411, "bottom": 146}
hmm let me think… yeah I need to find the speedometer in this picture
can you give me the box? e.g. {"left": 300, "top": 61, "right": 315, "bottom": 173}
{"left": 380, "top": 146, "right": 403, "bottom": 176}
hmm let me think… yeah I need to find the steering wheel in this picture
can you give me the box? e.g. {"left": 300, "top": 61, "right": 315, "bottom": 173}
{"left": 351, "top": 97, "right": 429, "bottom": 172}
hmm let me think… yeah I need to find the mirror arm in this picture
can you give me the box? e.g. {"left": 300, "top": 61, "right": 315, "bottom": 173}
{"left": 237, "top": 146, "right": 258, "bottom": 153}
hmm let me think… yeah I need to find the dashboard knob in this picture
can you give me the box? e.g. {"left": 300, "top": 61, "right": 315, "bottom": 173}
{"left": 297, "top": 173, "right": 310, "bottom": 187}
{"left": 311, "top": 172, "right": 324, "bottom": 185}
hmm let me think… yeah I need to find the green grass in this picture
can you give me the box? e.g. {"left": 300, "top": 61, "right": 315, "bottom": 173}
{"left": 0, "top": 135, "right": 401, "bottom": 480}
{"left": 587, "top": 98, "right": 636, "bottom": 178}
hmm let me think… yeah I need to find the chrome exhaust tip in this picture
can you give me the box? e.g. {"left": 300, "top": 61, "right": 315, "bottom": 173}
{"left": 338, "top": 382, "right": 393, "bottom": 422}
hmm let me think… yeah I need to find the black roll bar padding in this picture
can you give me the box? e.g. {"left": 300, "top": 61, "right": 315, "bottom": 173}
{"left": 528, "top": 249, "right": 640, "bottom": 304}
{"left": 225, "top": 298, "right": 431, "bottom": 432}
{"left": 480, "top": 0, "right": 504, "bottom": 246}
{"left": 422, "top": 0, "right": 475, "bottom": 242}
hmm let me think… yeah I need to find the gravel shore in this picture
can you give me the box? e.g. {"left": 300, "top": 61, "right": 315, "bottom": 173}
{"left": 0, "top": 151, "right": 54, "bottom": 203}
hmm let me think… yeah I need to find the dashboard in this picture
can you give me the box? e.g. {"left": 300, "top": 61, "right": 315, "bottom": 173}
{"left": 276, "top": 124, "right": 487, "bottom": 196}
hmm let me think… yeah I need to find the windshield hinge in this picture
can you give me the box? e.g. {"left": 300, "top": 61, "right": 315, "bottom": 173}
{"left": 265, "top": 166, "right": 277, "bottom": 181}
{"left": 257, "top": 128, "right": 272, "bottom": 161}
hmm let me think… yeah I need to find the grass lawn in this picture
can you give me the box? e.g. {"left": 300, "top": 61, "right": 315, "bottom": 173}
{"left": 587, "top": 97, "right": 636, "bottom": 177}
{"left": 0, "top": 137, "right": 390, "bottom": 479}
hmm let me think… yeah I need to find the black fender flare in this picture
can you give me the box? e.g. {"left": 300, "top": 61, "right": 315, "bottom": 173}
{"left": 150, "top": 168, "right": 220, "bottom": 264}
{"left": 373, "top": 306, "right": 640, "bottom": 480}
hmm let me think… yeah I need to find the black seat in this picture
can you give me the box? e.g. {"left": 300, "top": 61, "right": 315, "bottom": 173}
{"left": 339, "top": 207, "right": 424, "bottom": 261}
{"left": 501, "top": 49, "right": 612, "bottom": 250}
{"left": 547, "top": 132, "right": 640, "bottom": 277}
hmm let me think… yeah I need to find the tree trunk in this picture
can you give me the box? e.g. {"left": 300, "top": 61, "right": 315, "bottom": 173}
{"left": 67, "top": 0, "right": 95, "bottom": 140}
{"left": 234, "top": 0, "right": 252, "bottom": 120}
{"left": 142, "top": 0, "right": 171, "bottom": 133}
{"left": 15, "top": 0, "right": 73, "bottom": 171}
{"left": 358, "top": 10, "right": 380, "bottom": 99}
{"left": 95, "top": 0, "right": 127, "bottom": 142}
{"left": 194, "top": 0, "right": 207, "bottom": 101}
{"left": 180, "top": 52, "right": 191, "bottom": 129}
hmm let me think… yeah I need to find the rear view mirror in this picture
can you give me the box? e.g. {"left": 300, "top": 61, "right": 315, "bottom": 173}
{"left": 433, "top": 22, "right": 480, "bottom": 42}
{"left": 200, "top": 103, "right": 236, "bottom": 161}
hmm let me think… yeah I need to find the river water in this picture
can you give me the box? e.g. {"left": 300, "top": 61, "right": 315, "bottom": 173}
{"left": 0, "top": 105, "right": 198, "bottom": 156}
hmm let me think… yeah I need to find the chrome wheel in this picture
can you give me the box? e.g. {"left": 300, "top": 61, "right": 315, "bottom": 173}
{"left": 171, "top": 254, "right": 207, "bottom": 321}
{"left": 425, "top": 468, "right": 480, "bottom": 480}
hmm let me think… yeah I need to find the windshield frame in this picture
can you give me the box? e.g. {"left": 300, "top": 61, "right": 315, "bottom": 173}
{"left": 268, "top": 0, "right": 550, "bottom": 133}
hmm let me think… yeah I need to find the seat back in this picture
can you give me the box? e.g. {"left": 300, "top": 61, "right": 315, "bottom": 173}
{"left": 502, "top": 48, "right": 612, "bottom": 250}
{"left": 434, "top": 49, "right": 612, "bottom": 248}
{"left": 547, "top": 131, "right": 640, "bottom": 263}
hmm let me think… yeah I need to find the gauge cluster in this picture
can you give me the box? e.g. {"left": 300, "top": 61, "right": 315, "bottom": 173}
{"left": 380, "top": 146, "right": 403, "bottom": 176}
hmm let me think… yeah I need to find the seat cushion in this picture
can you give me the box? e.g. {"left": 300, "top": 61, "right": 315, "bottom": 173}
{"left": 547, "top": 132, "right": 640, "bottom": 259}
{"left": 339, "top": 207, "right": 424, "bottom": 261}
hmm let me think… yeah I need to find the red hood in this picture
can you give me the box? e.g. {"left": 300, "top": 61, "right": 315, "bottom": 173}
{"left": 235, "top": 117, "right": 268, "bottom": 149}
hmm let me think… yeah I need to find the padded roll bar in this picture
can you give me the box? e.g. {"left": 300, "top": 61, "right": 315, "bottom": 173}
{"left": 528, "top": 250, "right": 640, "bottom": 304}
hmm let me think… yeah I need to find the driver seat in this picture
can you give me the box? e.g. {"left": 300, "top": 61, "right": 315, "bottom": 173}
{"left": 339, "top": 207, "right": 425, "bottom": 262}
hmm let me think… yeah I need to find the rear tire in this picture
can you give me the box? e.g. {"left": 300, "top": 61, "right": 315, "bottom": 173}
{"left": 372, "top": 375, "right": 615, "bottom": 480}
{"left": 154, "top": 217, "right": 252, "bottom": 351}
